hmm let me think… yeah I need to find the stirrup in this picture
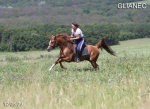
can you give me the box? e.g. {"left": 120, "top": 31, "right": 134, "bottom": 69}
{"left": 76, "top": 58, "right": 80, "bottom": 62}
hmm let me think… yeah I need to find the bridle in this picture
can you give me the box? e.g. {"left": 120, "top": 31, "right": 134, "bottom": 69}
{"left": 50, "top": 36, "right": 56, "bottom": 49}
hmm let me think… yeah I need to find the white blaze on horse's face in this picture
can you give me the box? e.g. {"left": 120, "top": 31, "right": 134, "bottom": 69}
{"left": 49, "top": 40, "right": 51, "bottom": 46}
{"left": 47, "top": 40, "right": 51, "bottom": 50}
{"left": 47, "top": 36, "right": 56, "bottom": 51}
{"left": 50, "top": 36, "right": 56, "bottom": 47}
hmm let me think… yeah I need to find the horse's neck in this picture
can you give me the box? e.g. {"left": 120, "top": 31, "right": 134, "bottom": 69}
{"left": 59, "top": 44, "right": 66, "bottom": 50}
{"left": 59, "top": 41, "right": 74, "bottom": 51}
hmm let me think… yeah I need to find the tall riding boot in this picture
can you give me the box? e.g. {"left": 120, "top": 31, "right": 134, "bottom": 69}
{"left": 76, "top": 51, "right": 81, "bottom": 62}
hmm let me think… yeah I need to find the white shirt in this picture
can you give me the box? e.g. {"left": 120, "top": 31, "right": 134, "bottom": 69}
{"left": 72, "top": 28, "right": 84, "bottom": 38}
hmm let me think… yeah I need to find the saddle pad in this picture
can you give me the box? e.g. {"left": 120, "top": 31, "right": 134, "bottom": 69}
{"left": 73, "top": 44, "right": 89, "bottom": 56}
{"left": 81, "top": 46, "right": 88, "bottom": 56}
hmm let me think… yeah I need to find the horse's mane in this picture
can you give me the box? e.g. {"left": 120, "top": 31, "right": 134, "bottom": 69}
{"left": 56, "top": 34, "right": 74, "bottom": 52}
{"left": 56, "top": 34, "right": 74, "bottom": 43}
{"left": 56, "top": 33, "right": 69, "bottom": 39}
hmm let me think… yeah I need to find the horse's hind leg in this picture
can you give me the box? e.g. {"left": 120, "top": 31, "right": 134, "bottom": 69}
{"left": 90, "top": 61, "right": 99, "bottom": 71}
{"left": 60, "top": 62, "right": 67, "bottom": 70}
{"left": 89, "top": 53, "right": 99, "bottom": 70}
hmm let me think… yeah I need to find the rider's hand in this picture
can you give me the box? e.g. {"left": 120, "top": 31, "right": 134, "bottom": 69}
{"left": 70, "top": 38, "right": 74, "bottom": 41}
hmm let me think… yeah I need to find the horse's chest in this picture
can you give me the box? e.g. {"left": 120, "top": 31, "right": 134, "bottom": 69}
{"left": 62, "top": 48, "right": 71, "bottom": 56}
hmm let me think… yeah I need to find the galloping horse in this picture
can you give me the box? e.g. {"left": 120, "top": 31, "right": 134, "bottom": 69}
{"left": 47, "top": 34, "right": 116, "bottom": 71}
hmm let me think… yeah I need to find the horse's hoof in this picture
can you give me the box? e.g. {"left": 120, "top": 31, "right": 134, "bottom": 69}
{"left": 64, "top": 67, "right": 67, "bottom": 70}
{"left": 95, "top": 68, "right": 99, "bottom": 71}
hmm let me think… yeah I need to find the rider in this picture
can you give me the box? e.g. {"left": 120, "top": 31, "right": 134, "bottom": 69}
{"left": 70, "top": 22, "right": 85, "bottom": 62}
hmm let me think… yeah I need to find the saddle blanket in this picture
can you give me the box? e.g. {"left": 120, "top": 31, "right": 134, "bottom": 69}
{"left": 74, "top": 44, "right": 89, "bottom": 56}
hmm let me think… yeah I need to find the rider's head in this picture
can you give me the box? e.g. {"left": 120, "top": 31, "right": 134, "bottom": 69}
{"left": 72, "top": 22, "right": 79, "bottom": 30}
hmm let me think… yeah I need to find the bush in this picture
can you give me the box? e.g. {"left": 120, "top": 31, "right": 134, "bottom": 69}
{"left": 82, "top": 24, "right": 120, "bottom": 45}
{"left": 119, "top": 32, "right": 137, "bottom": 41}
{"left": 0, "top": 43, "right": 7, "bottom": 51}
{"left": 0, "top": 24, "right": 70, "bottom": 51}
{"left": 0, "top": 23, "right": 150, "bottom": 51}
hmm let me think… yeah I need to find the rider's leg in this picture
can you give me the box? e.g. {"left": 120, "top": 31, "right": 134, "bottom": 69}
{"left": 76, "top": 39, "right": 84, "bottom": 62}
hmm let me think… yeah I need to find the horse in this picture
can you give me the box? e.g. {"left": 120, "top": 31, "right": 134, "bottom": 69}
{"left": 47, "top": 34, "right": 116, "bottom": 72}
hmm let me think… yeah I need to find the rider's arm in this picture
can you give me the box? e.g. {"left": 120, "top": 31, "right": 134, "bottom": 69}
{"left": 70, "top": 34, "right": 80, "bottom": 40}
{"left": 70, "top": 33, "right": 74, "bottom": 38}
{"left": 70, "top": 29, "right": 81, "bottom": 40}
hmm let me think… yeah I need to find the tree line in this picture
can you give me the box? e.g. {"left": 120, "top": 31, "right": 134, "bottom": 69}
{"left": 0, "top": 23, "right": 150, "bottom": 51}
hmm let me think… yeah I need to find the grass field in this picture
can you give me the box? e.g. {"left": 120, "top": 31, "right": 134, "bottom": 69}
{"left": 0, "top": 38, "right": 150, "bottom": 109}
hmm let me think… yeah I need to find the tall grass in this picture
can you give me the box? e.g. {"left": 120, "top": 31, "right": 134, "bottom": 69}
{"left": 0, "top": 38, "right": 150, "bottom": 109}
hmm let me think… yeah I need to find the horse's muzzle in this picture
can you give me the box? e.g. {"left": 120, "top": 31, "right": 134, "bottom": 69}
{"left": 47, "top": 47, "right": 52, "bottom": 52}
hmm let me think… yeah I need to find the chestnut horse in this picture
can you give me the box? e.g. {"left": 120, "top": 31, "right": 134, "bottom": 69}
{"left": 47, "top": 34, "right": 116, "bottom": 72}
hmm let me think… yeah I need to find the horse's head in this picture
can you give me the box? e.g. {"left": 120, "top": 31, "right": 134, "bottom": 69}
{"left": 47, "top": 34, "right": 72, "bottom": 52}
{"left": 47, "top": 35, "right": 57, "bottom": 52}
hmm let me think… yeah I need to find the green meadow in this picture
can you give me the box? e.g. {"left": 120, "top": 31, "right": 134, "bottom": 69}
{"left": 0, "top": 38, "right": 150, "bottom": 109}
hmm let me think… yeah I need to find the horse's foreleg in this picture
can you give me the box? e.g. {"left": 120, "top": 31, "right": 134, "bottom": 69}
{"left": 59, "top": 54, "right": 67, "bottom": 69}
{"left": 49, "top": 57, "right": 71, "bottom": 72}
{"left": 49, "top": 63, "right": 56, "bottom": 72}
{"left": 60, "top": 62, "right": 67, "bottom": 69}
{"left": 49, "top": 58, "right": 60, "bottom": 72}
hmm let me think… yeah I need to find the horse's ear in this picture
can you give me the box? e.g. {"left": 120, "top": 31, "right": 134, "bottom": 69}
{"left": 46, "top": 34, "right": 52, "bottom": 38}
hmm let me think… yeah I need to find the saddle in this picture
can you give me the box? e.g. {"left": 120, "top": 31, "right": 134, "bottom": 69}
{"left": 73, "top": 44, "right": 89, "bottom": 56}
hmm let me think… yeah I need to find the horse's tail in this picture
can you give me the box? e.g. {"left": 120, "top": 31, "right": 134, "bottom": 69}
{"left": 96, "top": 38, "right": 116, "bottom": 56}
